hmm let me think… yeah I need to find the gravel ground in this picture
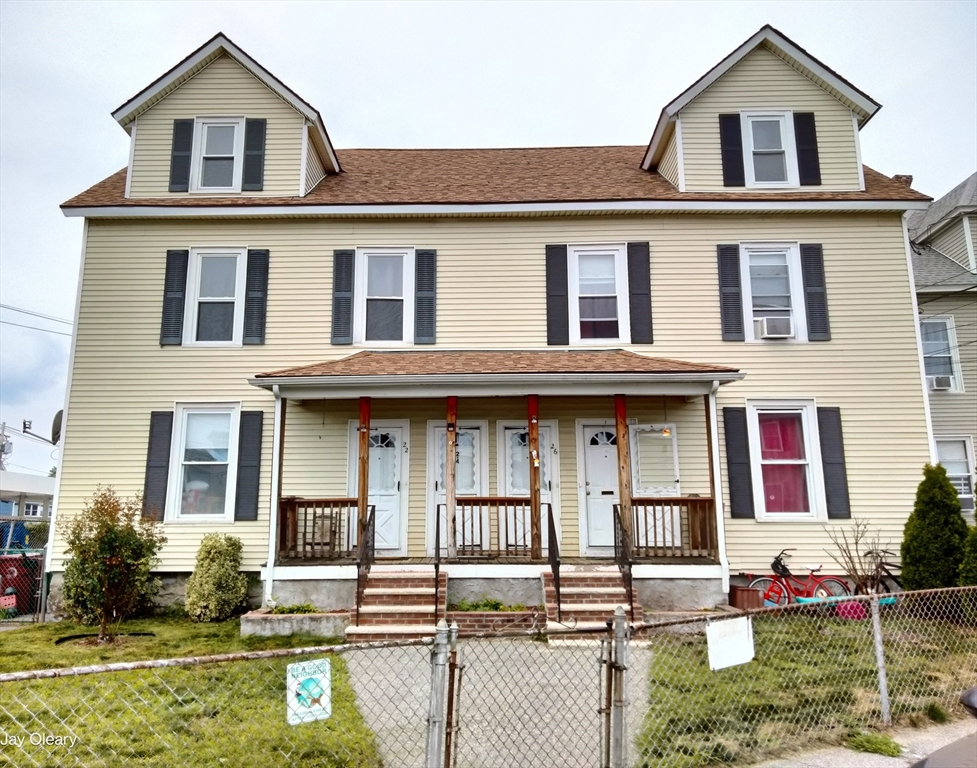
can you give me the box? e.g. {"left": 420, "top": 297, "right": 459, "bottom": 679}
{"left": 344, "top": 635, "right": 650, "bottom": 768}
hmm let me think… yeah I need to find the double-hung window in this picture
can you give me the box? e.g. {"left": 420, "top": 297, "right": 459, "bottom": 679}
{"left": 184, "top": 248, "right": 248, "bottom": 345}
{"left": 190, "top": 118, "right": 245, "bottom": 193}
{"left": 354, "top": 248, "right": 415, "bottom": 344}
{"left": 167, "top": 404, "right": 240, "bottom": 521}
{"left": 739, "top": 243, "right": 807, "bottom": 341}
{"left": 741, "top": 112, "right": 799, "bottom": 188}
{"left": 920, "top": 317, "right": 962, "bottom": 391}
{"left": 936, "top": 438, "right": 975, "bottom": 512}
{"left": 22, "top": 502, "right": 42, "bottom": 518}
{"left": 746, "top": 400, "right": 826, "bottom": 521}
{"left": 567, "top": 244, "right": 631, "bottom": 344}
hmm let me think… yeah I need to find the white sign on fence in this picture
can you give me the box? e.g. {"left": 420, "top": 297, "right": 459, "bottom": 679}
{"left": 286, "top": 658, "right": 332, "bottom": 725}
{"left": 706, "top": 616, "right": 755, "bottom": 671}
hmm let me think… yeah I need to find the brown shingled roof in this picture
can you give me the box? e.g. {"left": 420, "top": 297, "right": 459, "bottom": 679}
{"left": 62, "top": 146, "right": 929, "bottom": 209}
{"left": 255, "top": 349, "right": 740, "bottom": 379}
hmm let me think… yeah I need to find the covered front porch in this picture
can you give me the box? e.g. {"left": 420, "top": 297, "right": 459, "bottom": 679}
{"left": 252, "top": 350, "right": 742, "bottom": 576}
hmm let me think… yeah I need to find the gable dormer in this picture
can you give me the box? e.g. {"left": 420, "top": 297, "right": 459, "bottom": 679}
{"left": 113, "top": 33, "right": 339, "bottom": 199}
{"left": 643, "top": 26, "right": 880, "bottom": 193}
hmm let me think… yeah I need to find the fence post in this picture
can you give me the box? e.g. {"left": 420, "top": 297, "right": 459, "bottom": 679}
{"left": 610, "top": 605, "right": 629, "bottom": 768}
{"left": 870, "top": 593, "right": 892, "bottom": 726}
{"left": 426, "top": 620, "right": 450, "bottom": 768}
{"left": 443, "top": 621, "right": 460, "bottom": 768}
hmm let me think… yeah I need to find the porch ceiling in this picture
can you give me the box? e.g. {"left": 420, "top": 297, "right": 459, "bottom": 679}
{"left": 250, "top": 349, "right": 743, "bottom": 399}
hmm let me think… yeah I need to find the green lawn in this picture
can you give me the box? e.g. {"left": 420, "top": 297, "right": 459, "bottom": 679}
{"left": 0, "top": 618, "right": 382, "bottom": 767}
{"left": 634, "top": 610, "right": 977, "bottom": 768}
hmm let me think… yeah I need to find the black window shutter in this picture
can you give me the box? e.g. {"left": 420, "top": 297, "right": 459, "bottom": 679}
{"left": 793, "top": 113, "right": 822, "bottom": 186}
{"left": 627, "top": 242, "right": 653, "bottom": 344}
{"left": 718, "top": 114, "right": 745, "bottom": 187}
{"left": 242, "top": 119, "right": 267, "bottom": 191}
{"left": 160, "top": 250, "right": 189, "bottom": 346}
{"left": 331, "top": 249, "right": 355, "bottom": 345}
{"left": 800, "top": 244, "right": 831, "bottom": 341}
{"left": 143, "top": 412, "right": 173, "bottom": 520}
{"left": 415, "top": 249, "right": 437, "bottom": 344}
{"left": 723, "top": 407, "right": 755, "bottom": 519}
{"left": 168, "top": 119, "right": 194, "bottom": 193}
{"left": 817, "top": 407, "right": 851, "bottom": 519}
{"left": 243, "top": 249, "right": 270, "bottom": 345}
{"left": 235, "top": 411, "right": 263, "bottom": 521}
{"left": 545, "top": 245, "right": 569, "bottom": 346}
{"left": 717, "top": 245, "right": 745, "bottom": 341}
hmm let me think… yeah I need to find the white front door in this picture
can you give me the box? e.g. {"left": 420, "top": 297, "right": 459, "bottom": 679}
{"left": 501, "top": 425, "right": 555, "bottom": 551}
{"left": 583, "top": 426, "right": 619, "bottom": 548}
{"left": 630, "top": 425, "right": 680, "bottom": 547}
{"left": 348, "top": 422, "right": 408, "bottom": 555}
{"left": 431, "top": 425, "right": 486, "bottom": 551}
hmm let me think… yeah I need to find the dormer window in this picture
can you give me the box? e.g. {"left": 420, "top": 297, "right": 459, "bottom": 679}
{"left": 741, "top": 112, "right": 798, "bottom": 188}
{"left": 191, "top": 118, "right": 245, "bottom": 192}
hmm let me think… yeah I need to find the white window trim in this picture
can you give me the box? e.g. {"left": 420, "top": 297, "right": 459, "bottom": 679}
{"left": 166, "top": 403, "right": 241, "bottom": 523}
{"left": 746, "top": 399, "right": 827, "bottom": 522}
{"left": 739, "top": 242, "right": 808, "bottom": 342}
{"left": 920, "top": 315, "right": 964, "bottom": 393}
{"left": 567, "top": 242, "right": 631, "bottom": 345}
{"left": 353, "top": 246, "right": 416, "bottom": 346}
{"left": 740, "top": 110, "right": 799, "bottom": 189}
{"left": 183, "top": 246, "right": 249, "bottom": 347}
{"left": 189, "top": 116, "right": 246, "bottom": 194}
{"left": 935, "top": 435, "right": 975, "bottom": 506}
{"left": 22, "top": 502, "right": 43, "bottom": 518}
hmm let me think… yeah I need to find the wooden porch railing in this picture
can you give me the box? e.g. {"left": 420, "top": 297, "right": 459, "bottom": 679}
{"left": 436, "top": 498, "right": 552, "bottom": 559}
{"left": 629, "top": 497, "right": 718, "bottom": 560}
{"left": 278, "top": 497, "right": 359, "bottom": 561}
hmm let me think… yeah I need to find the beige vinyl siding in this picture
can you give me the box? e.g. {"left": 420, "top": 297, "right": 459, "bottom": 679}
{"left": 680, "top": 46, "right": 861, "bottom": 192}
{"left": 303, "top": 127, "right": 327, "bottom": 196}
{"left": 929, "top": 219, "right": 974, "bottom": 270}
{"left": 128, "top": 55, "right": 305, "bottom": 198}
{"left": 970, "top": 217, "right": 977, "bottom": 267}
{"left": 921, "top": 295, "right": 977, "bottom": 440}
{"left": 54, "top": 212, "right": 928, "bottom": 572}
{"left": 657, "top": 129, "right": 680, "bottom": 188}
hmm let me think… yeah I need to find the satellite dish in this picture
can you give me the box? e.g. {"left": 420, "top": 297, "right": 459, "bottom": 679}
{"left": 52, "top": 410, "right": 63, "bottom": 446}
{"left": 1, "top": 440, "right": 11, "bottom": 455}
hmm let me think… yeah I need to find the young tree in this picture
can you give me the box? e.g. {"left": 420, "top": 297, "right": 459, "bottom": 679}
{"left": 60, "top": 487, "right": 166, "bottom": 642}
{"left": 901, "top": 464, "right": 968, "bottom": 591}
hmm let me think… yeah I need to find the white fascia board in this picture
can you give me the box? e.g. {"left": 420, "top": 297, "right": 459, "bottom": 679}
{"left": 631, "top": 564, "right": 724, "bottom": 580}
{"left": 111, "top": 35, "right": 339, "bottom": 172}
{"left": 249, "top": 373, "right": 744, "bottom": 400}
{"left": 642, "top": 27, "right": 881, "bottom": 167}
{"left": 62, "top": 199, "right": 930, "bottom": 219}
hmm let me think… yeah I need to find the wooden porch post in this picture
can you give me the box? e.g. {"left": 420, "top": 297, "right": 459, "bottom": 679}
{"left": 357, "top": 397, "right": 371, "bottom": 539}
{"left": 614, "top": 394, "right": 633, "bottom": 540}
{"left": 445, "top": 396, "right": 458, "bottom": 558}
{"left": 527, "top": 394, "right": 542, "bottom": 560}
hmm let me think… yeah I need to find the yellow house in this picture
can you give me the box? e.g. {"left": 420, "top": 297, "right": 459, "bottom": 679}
{"left": 54, "top": 25, "right": 934, "bottom": 636}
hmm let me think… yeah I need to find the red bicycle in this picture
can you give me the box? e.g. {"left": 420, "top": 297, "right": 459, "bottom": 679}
{"left": 748, "top": 549, "right": 850, "bottom": 606}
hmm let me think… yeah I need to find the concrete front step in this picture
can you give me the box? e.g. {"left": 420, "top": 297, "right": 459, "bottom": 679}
{"left": 345, "top": 624, "right": 437, "bottom": 643}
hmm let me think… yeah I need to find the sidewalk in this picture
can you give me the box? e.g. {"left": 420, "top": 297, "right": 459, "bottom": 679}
{"left": 754, "top": 720, "right": 977, "bottom": 768}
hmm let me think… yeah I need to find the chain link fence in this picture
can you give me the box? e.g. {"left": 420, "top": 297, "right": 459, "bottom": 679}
{"left": 1, "top": 586, "right": 975, "bottom": 767}
{"left": 0, "top": 547, "right": 45, "bottom": 623}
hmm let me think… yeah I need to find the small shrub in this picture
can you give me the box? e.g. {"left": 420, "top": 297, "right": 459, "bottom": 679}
{"left": 924, "top": 702, "right": 949, "bottom": 724}
{"left": 449, "top": 596, "right": 528, "bottom": 612}
{"left": 846, "top": 732, "right": 901, "bottom": 757}
{"left": 24, "top": 521, "right": 50, "bottom": 549}
{"left": 185, "top": 533, "right": 249, "bottom": 622}
{"left": 960, "top": 525, "right": 977, "bottom": 586}
{"left": 270, "top": 602, "right": 319, "bottom": 615}
{"left": 60, "top": 487, "right": 166, "bottom": 641}
{"left": 901, "top": 464, "right": 968, "bottom": 590}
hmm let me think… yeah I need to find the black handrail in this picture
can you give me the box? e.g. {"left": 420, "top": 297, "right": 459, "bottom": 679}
{"left": 546, "top": 503, "right": 561, "bottom": 623}
{"left": 354, "top": 505, "right": 376, "bottom": 626}
{"left": 434, "top": 507, "right": 441, "bottom": 625}
{"left": 612, "top": 504, "right": 635, "bottom": 621}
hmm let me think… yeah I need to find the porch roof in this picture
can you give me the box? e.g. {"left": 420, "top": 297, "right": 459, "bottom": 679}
{"left": 250, "top": 349, "right": 743, "bottom": 399}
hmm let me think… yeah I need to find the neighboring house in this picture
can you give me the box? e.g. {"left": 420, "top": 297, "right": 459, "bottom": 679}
{"left": 909, "top": 173, "right": 977, "bottom": 519}
{"left": 0, "top": 471, "right": 55, "bottom": 548}
{"left": 52, "top": 25, "right": 933, "bottom": 630}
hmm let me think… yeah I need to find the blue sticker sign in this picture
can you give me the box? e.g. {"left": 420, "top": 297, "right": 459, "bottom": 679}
{"left": 286, "top": 659, "right": 332, "bottom": 725}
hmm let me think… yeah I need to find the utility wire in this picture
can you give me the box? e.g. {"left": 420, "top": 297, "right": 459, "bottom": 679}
{"left": 0, "top": 303, "right": 73, "bottom": 325}
{"left": 918, "top": 286, "right": 977, "bottom": 307}
{"left": 0, "top": 320, "right": 72, "bottom": 337}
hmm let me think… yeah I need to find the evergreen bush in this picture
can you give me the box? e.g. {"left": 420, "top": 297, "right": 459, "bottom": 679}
{"left": 185, "top": 533, "right": 249, "bottom": 622}
{"left": 60, "top": 487, "right": 166, "bottom": 641}
{"left": 901, "top": 464, "right": 968, "bottom": 591}
{"left": 961, "top": 525, "right": 977, "bottom": 587}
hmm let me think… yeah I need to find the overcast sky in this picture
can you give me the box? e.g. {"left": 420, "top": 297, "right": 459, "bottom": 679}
{"left": 0, "top": 0, "right": 975, "bottom": 475}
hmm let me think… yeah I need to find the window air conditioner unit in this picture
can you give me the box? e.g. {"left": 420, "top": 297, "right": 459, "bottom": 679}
{"left": 929, "top": 375, "right": 953, "bottom": 391}
{"left": 759, "top": 316, "right": 794, "bottom": 339}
